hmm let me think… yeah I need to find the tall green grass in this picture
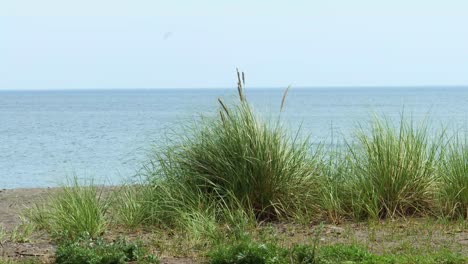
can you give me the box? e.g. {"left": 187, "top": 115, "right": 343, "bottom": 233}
{"left": 318, "top": 147, "right": 354, "bottom": 222}
{"left": 28, "top": 178, "right": 109, "bottom": 240}
{"left": 439, "top": 136, "right": 468, "bottom": 219}
{"left": 112, "top": 184, "right": 150, "bottom": 228}
{"left": 347, "top": 117, "right": 442, "bottom": 219}
{"left": 140, "top": 72, "right": 322, "bottom": 227}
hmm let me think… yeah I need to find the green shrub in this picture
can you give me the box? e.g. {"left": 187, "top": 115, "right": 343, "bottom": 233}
{"left": 439, "top": 136, "right": 468, "bottom": 219}
{"left": 348, "top": 117, "right": 441, "bottom": 219}
{"left": 55, "top": 237, "right": 158, "bottom": 264}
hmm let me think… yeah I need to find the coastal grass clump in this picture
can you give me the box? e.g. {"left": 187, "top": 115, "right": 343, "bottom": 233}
{"left": 28, "top": 178, "right": 109, "bottom": 240}
{"left": 141, "top": 72, "right": 322, "bottom": 228}
{"left": 348, "top": 117, "right": 442, "bottom": 219}
{"left": 438, "top": 136, "right": 468, "bottom": 219}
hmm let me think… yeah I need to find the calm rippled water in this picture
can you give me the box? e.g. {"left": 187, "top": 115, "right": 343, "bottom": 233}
{"left": 1, "top": 88, "right": 467, "bottom": 188}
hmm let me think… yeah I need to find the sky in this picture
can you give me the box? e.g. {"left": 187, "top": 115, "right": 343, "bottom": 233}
{"left": 1, "top": 0, "right": 468, "bottom": 90}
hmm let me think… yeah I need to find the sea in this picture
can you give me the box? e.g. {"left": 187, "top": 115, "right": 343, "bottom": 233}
{"left": 1, "top": 87, "right": 467, "bottom": 189}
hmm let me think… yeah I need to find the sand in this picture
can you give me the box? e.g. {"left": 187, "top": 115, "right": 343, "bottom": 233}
{"left": 0, "top": 188, "right": 50, "bottom": 230}
{"left": 0, "top": 188, "right": 55, "bottom": 261}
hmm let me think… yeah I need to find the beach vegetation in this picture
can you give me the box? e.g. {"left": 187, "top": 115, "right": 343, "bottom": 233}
{"left": 438, "top": 135, "right": 468, "bottom": 219}
{"left": 347, "top": 116, "right": 442, "bottom": 219}
{"left": 208, "top": 240, "right": 467, "bottom": 264}
{"left": 55, "top": 236, "right": 158, "bottom": 264}
{"left": 137, "top": 71, "right": 323, "bottom": 235}
{"left": 28, "top": 178, "right": 109, "bottom": 240}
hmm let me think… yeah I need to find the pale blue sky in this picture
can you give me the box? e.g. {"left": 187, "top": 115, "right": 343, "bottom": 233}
{"left": 1, "top": 0, "right": 468, "bottom": 89}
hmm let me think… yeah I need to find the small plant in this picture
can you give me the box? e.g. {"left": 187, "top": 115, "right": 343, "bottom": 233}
{"left": 55, "top": 236, "right": 158, "bottom": 264}
{"left": 9, "top": 217, "right": 35, "bottom": 243}
{"left": 289, "top": 244, "right": 317, "bottom": 264}
{"left": 28, "top": 177, "right": 109, "bottom": 240}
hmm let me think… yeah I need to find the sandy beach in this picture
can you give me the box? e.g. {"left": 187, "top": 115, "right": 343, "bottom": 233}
{"left": 0, "top": 188, "right": 54, "bottom": 261}
{"left": 0, "top": 188, "right": 51, "bottom": 230}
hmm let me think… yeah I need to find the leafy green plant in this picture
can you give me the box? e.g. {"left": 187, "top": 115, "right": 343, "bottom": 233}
{"left": 55, "top": 237, "right": 158, "bottom": 264}
{"left": 289, "top": 244, "right": 317, "bottom": 264}
{"left": 209, "top": 241, "right": 467, "bottom": 264}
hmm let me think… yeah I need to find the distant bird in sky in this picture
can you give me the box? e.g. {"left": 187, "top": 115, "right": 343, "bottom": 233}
{"left": 163, "top": 32, "right": 173, "bottom": 40}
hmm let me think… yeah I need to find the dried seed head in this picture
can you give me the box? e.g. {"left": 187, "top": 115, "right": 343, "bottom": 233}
{"left": 236, "top": 69, "right": 244, "bottom": 101}
{"left": 280, "top": 85, "right": 291, "bottom": 112}
{"left": 218, "top": 98, "right": 230, "bottom": 117}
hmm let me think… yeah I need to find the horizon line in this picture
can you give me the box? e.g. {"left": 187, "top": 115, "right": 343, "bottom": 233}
{"left": 1, "top": 85, "right": 468, "bottom": 92}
